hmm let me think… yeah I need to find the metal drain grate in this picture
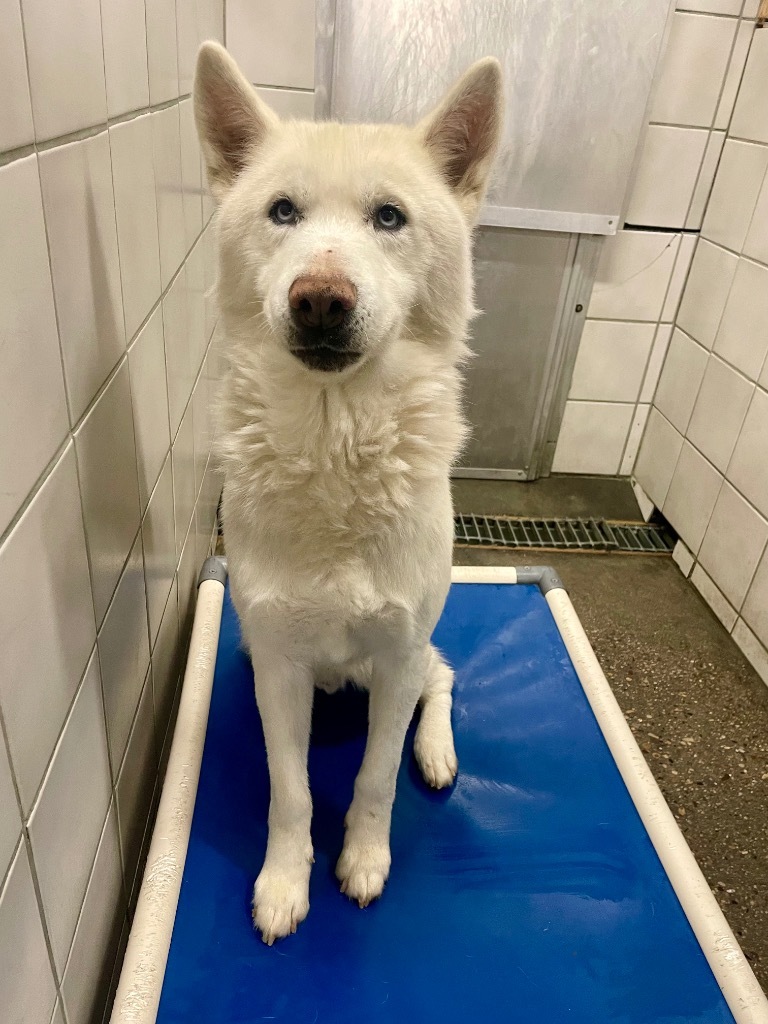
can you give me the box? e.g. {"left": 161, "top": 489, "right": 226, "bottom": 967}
{"left": 454, "top": 515, "right": 673, "bottom": 554}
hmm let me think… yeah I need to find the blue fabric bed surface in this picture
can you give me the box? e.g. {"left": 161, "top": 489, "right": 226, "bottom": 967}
{"left": 157, "top": 582, "right": 734, "bottom": 1024}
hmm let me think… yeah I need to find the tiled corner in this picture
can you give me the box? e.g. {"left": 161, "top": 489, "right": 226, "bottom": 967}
{"left": 732, "top": 618, "right": 768, "bottom": 688}
{"left": 21, "top": 0, "right": 107, "bottom": 140}
{"left": 672, "top": 539, "right": 695, "bottom": 578}
{"left": 634, "top": 407, "right": 685, "bottom": 509}
{"left": 662, "top": 440, "right": 723, "bottom": 552}
{"left": 0, "top": 0, "right": 34, "bottom": 150}
{"left": 179, "top": 99, "right": 203, "bottom": 251}
{"left": 661, "top": 233, "right": 696, "bottom": 322}
{"left": 715, "top": 20, "right": 755, "bottom": 130}
{"left": 227, "top": 0, "right": 315, "bottom": 90}
{"left": 619, "top": 404, "right": 651, "bottom": 477}
{"left": 743, "top": 166, "right": 768, "bottom": 264}
{"left": 713, "top": 257, "right": 768, "bottom": 379}
{"left": 640, "top": 323, "right": 674, "bottom": 403}
{"left": 186, "top": 241, "right": 208, "bottom": 376}
{"left": 651, "top": 13, "right": 737, "bottom": 128}
{"left": 0, "top": 444, "right": 95, "bottom": 813}
{"left": 151, "top": 579, "right": 181, "bottom": 737}
{"left": 75, "top": 359, "right": 141, "bottom": 625}
{"left": 729, "top": 25, "right": 768, "bottom": 145}
{"left": 568, "top": 321, "right": 655, "bottom": 403}
{"left": 142, "top": 455, "right": 177, "bottom": 646}
{"left": 153, "top": 104, "right": 187, "bottom": 290}
{"left": 110, "top": 114, "right": 162, "bottom": 342}
{"left": 551, "top": 401, "right": 634, "bottom": 475}
{"left": 587, "top": 231, "right": 680, "bottom": 322}
{"left": 163, "top": 270, "right": 192, "bottom": 437}
{"left": 691, "top": 564, "right": 738, "bottom": 632}
{"left": 0, "top": 735, "right": 20, "bottom": 884}
{"left": 39, "top": 131, "right": 125, "bottom": 423}
{"left": 686, "top": 356, "right": 753, "bottom": 471}
{"left": 116, "top": 672, "right": 158, "bottom": 894}
{"left": 701, "top": 139, "right": 768, "bottom": 252}
{"left": 129, "top": 305, "right": 171, "bottom": 510}
{"left": 97, "top": 533, "right": 150, "bottom": 774}
{"left": 727, "top": 387, "right": 768, "bottom": 519}
{"left": 742, "top": 547, "right": 768, "bottom": 649}
{"left": 677, "top": 239, "right": 739, "bottom": 349}
{"left": 173, "top": 401, "right": 197, "bottom": 561}
{"left": 0, "top": 155, "right": 68, "bottom": 536}
{"left": 653, "top": 328, "right": 709, "bottom": 434}
{"left": 146, "top": 0, "right": 180, "bottom": 104}
{"left": 28, "top": 651, "right": 112, "bottom": 972}
{"left": 698, "top": 482, "right": 768, "bottom": 609}
{"left": 686, "top": 131, "right": 726, "bottom": 229}
{"left": 625, "top": 126, "right": 708, "bottom": 229}
{"left": 61, "top": 804, "right": 125, "bottom": 1024}
{"left": 100, "top": 0, "right": 150, "bottom": 117}
{"left": 0, "top": 842, "right": 58, "bottom": 1024}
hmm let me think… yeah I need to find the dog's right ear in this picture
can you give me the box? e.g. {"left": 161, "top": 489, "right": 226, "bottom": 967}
{"left": 194, "top": 41, "right": 278, "bottom": 201}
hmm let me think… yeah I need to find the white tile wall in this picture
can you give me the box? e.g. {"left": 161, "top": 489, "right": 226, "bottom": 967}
{"left": 0, "top": 156, "right": 68, "bottom": 536}
{"left": 0, "top": 445, "right": 95, "bottom": 813}
{"left": 0, "top": 843, "right": 57, "bottom": 1024}
{"left": 569, "top": 321, "right": 655, "bottom": 402}
{"left": 588, "top": 231, "right": 680, "bottom": 321}
{"left": 98, "top": 534, "right": 150, "bottom": 772}
{"left": 101, "top": 0, "right": 150, "bottom": 117}
{"left": 634, "top": 408, "right": 685, "bottom": 508}
{"left": 625, "top": 125, "right": 708, "bottom": 228}
{"left": 715, "top": 20, "right": 755, "bottom": 130}
{"left": 698, "top": 483, "right": 768, "bottom": 608}
{"left": 686, "top": 355, "right": 753, "bottom": 470}
{"left": 713, "top": 257, "right": 768, "bottom": 378}
{"left": 701, "top": 139, "right": 768, "bottom": 251}
{"left": 227, "top": 0, "right": 316, "bottom": 89}
{"left": 676, "top": 0, "right": 742, "bottom": 15}
{"left": 691, "top": 564, "right": 738, "bottom": 631}
{"left": 730, "top": 27, "right": 768, "bottom": 144}
{"left": 677, "top": 239, "right": 739, "bottom": 348}
{"left": 0, "top": 0, "right": 34, "bottom": 151}
{"left": 663, "top": 440, "right": 723, "bottom": 552}
{"left": 742, "top": 547, "right": 768, "bottom": 648}
{"left": 0, "top": 3, "right": 224, "bottom": 1016}
{"left": 551, "top": 402, "right": 635, "bottom": 475}
{"left": 686, "top": 130, "right": 726, "bottom": 229}
{"left": 28, "top": 651, "right": 112, "bottom": 971}
{"left": 651, "top": 13, "right": 737, "bottom": 128}
{"left": 21, "top": 0, "right": 108, "bottom": 141}
{"left": 39, "top": 131, "right": 125, "bottom": 422}
{"left": 743, "top": 165, "right": 768, "bottom": 264}
{"left": 654, "top": 328, "right": 709, "bottom": 433}
{"left": 727, "top": 387, "right": 768, "bottom": 518}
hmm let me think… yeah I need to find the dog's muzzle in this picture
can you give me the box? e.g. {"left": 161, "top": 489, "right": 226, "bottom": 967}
{"left": 288, "top": 274, "right": 362, "bottom": 372}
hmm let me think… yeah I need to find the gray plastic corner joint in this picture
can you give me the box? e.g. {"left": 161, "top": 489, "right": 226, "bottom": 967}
{"left": 197, "top": 555, "right": 228, "bottom": 588}
{"left": 514, "top": 565, "right": 566, "bottom": 594}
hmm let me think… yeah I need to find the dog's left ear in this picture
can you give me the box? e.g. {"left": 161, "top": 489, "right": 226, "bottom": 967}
{"left": 194, "top": 41, "right": 279, "bottom": 201}
{"left": 418, "top": 58, "right": 503, "bottom": 217}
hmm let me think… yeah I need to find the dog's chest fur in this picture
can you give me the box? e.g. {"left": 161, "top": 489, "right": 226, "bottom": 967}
{"left": 218, "top": 340, "right": 467, "bottom": 562}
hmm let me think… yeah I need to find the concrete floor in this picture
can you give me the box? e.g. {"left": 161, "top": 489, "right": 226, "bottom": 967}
{"left": 454, "top": 478, "right": 768, "bottom": 991}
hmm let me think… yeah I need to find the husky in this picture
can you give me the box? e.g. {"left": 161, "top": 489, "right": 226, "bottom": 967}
{"left": 194, "top": 41, "right": 502, "bottom": 944}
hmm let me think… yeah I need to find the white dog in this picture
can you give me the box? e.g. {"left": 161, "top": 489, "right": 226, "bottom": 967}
{"left": 194, "top": 42, "right": 502, "bottom": 944}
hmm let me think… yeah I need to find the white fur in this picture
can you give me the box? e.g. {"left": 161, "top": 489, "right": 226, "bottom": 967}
{"left": 194, "top": 42, "right": 502, "bottom": 943}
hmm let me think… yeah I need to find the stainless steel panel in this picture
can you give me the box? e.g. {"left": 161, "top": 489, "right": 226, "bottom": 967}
{"left": 459, "top": 227, "right": 575, "bottom": 476}
{"left": 320, "top": 0, "right": 673, "bottom": 234}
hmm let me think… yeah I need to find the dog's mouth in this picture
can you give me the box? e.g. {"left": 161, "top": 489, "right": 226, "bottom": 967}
{"left": 288, "top": 326, "right": 362, "bottom": 373}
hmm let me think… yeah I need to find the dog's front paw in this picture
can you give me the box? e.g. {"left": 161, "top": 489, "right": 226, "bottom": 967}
{"left": 252, "top": 866, "right": 310, "bottom": 945}
{"left": 414, "top": 721, "right": 458, "bottom": 789}
{"left": 336, "top": 840, "right": 391, "bottom": 908}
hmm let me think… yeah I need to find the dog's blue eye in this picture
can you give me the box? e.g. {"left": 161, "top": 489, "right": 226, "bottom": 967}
{"left": 375, "top": 204, "right": 405, "bottom": 231}
{"left": 270, "top": 198, "right": 298, "bottom": 225}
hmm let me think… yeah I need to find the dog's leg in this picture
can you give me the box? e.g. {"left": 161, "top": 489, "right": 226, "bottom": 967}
{"left": 414, "top": 644, "right": 458, "bottom": 789}
{"left": 251, "top": 655, "right": 314, "bottom": 944}
{"left": 336, "top": 648, "right": 425, "bottom": 907}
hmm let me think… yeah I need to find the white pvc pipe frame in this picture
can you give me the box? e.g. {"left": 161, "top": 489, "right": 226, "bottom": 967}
{"left": 110, "top": 564, "right": 768, "bottom": 1024}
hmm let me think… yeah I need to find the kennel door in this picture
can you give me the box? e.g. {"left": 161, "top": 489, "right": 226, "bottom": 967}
{"left": 316, "top": 0, "right": 673, "bottom": 235}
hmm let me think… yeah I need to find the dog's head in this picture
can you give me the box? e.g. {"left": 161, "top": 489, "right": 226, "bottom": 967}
{"left": 194, "top": 43, "right": 503, "bottom": 374}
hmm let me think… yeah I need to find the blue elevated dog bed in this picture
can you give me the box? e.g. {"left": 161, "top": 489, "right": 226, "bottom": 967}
{"left": 109, "top": 562, "right": 768, "bottom": 1024}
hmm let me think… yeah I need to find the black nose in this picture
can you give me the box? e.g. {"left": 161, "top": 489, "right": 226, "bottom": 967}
{"left": 288, "top": 275, "right": 357, "bottom": 331}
